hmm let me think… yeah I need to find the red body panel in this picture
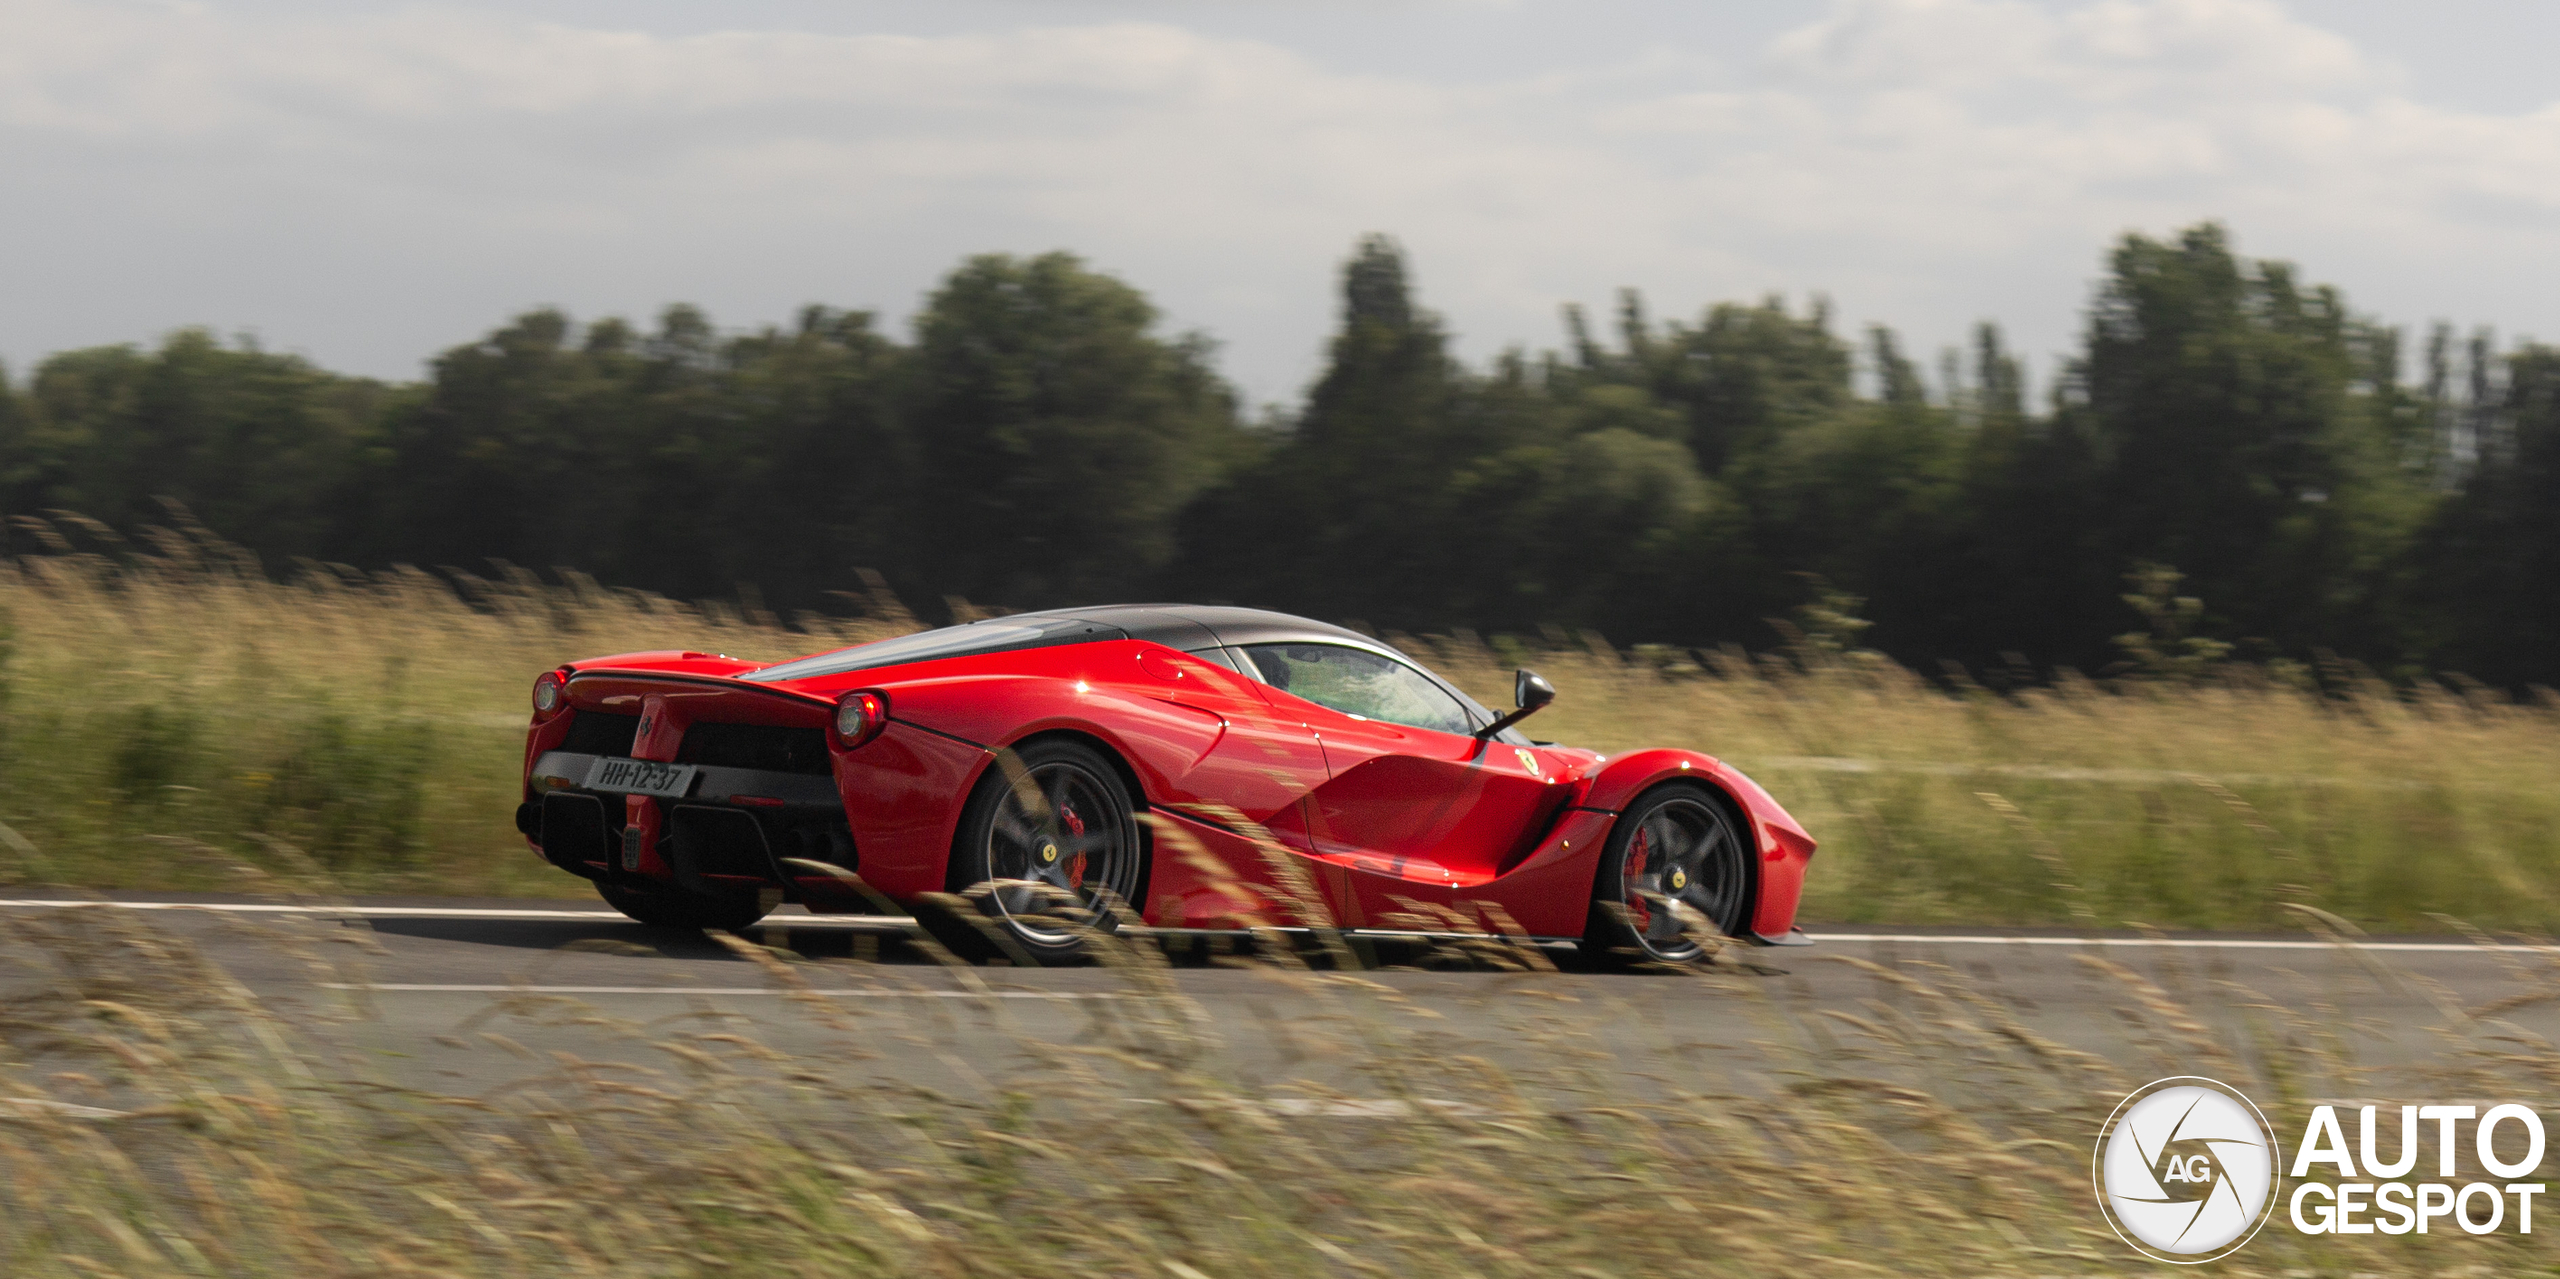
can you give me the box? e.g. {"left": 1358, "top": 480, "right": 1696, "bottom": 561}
{"left": 1265, "top": 685, "right": 1576, "bottom": 886}
{"left": 830, "top": 722, "right": 990, "bottom": 899}
{"left": 1141, "top": 808, "right": 1306, "bottom": 929}
{"left": 520, "top": 627, "right": 1817, "bottom": 942}
{"left": 1567, "top": 748, "right": 1819, "bottom": 939}
{"left": 876, "top": 643, "right": 1325, "bottom": 827}
{"left": 1455, "top": 806, "right": 1617, "bottom": 937}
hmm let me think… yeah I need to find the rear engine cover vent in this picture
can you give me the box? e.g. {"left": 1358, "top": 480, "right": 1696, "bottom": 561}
{"left": 678, "top": 722, "right": 833, "bottom": 775}
{"left": 561, "top": 711, "right": 642, "bottom": 757}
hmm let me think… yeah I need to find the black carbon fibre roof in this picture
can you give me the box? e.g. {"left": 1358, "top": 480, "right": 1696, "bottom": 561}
{"left": 998, "top": 604, "right": 1377, "bottom": 653}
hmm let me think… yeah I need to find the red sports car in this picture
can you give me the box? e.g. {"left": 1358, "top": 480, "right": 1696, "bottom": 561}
{"left": 515, "top": 605, "right": 1815, "bottom": 964}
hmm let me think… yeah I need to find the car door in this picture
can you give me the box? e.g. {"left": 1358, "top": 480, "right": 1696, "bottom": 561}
{"left": 1233, "top": 643, "right": 1570, "bottom": 923}
{"left": 1126, "top": 646, "right": 1330, "bottom": 836}
{"left": 1109, "top": 644, "right": 1343, "bottom": 928}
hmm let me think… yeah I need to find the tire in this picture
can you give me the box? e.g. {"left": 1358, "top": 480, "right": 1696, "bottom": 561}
{"left": 595, "top": 880, "right": 771, "bottom": 932}
{"left": 1579, "top": 783, "right": 1751, "bottom": 967}
{"left": 924, "top": 738, "right": 1144, "bottom": 965}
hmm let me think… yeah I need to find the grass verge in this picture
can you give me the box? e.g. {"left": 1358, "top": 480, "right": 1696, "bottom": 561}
{"left": 2, "top": 523, "right": 2556, "bottom": 931}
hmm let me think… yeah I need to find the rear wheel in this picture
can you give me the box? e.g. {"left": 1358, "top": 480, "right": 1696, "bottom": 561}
{"left": 595, "top": 880, "right": 771, "bottom": 932}
{"left": 923, "top": 739, "right": 1143, "bottom": 965}
{"left": 1579, "top": 784, "right": 1750, "bottom": 967}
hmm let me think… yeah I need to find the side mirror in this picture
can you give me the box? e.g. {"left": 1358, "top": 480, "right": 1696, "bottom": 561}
{"left": 1476, "top": 668, "right": 1555, "bottom": 740}
{"left": 1514, "top": 668, "right": 1556, "bottom": 713}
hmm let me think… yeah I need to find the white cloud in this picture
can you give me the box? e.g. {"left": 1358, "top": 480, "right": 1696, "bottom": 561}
{"left": 1767, "top": 0, "right": 2375, "bottom": 100}
{"left": 0, "top": 0, "right": 2557, "bottom": 403}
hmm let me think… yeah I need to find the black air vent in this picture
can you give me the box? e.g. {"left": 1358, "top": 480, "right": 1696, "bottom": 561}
{"left": 667, "top": 805, "right": 777, "bottom": 878}
{"left": 678, "top": 722, "right": 833, "bottom": 776}
{"left": 562, "top": 711, "right": 642, "bottom": 757}
{"left": 537, "top": 792, "right": 612, "bottom": 872}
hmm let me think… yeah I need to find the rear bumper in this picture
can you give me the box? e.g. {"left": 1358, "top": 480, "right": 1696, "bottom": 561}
{"left": 523, "top": 750, "right": 857, "bottom": 901}
{"left": 529, "top": 750, "right": 841, "bottom": 809}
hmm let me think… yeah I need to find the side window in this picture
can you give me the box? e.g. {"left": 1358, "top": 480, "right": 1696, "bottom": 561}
{"left": 1239, "top": 644, "right": 1474, "bottom": 735}
{"left": 1184, "top": 646, "right": 1244, "bottom": 675}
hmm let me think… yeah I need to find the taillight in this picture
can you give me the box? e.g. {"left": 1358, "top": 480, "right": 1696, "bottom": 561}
{"left": 532, "top": 670, "right": 565, "bottom": 715}
{"left": 832, "top": 690, "right": 887, "bottom": 748}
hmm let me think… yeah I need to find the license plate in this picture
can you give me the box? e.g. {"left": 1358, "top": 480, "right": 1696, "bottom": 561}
{"left": 584, "top": 757, "right": 698, "bottom": 798}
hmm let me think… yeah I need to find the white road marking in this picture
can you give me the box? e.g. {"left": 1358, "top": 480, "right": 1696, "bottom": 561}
{"left": 1126, "top": 1096, "right": 1482, "bottom": 1118}
{"left": 2, "top": 1088, "right": 1461, "bottom": 1122}
{"left": 0, "top": 900, "right": 906, "bottom": 927}
{"left": 0, "top": 900, "right": 2544, "bottom": 954}
{"left": 1804, "top": 933, "right": 2560, "bottom": 954}
{"left": 0, "top": 900, "right": 621, "bottom": 919}
{"left": 322, "top": 983, "right": 1107, "bottom": 998}
{"left": 1746, "top": 755, "right": 2439, "bottom": 790}
{"left": 1, "top": 1096, "right": 129, "bottom": 1120}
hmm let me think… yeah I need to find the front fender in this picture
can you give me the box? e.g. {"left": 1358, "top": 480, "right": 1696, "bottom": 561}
{"left": 1577, "top": 749, "right": 1817, "bottom": 943}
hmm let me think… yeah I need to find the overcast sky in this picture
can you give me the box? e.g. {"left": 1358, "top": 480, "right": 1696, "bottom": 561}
{"left": 5, "top": 0, "right": 2557, "bottom": 408}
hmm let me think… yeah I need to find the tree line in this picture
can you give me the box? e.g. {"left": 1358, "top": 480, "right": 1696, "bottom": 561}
{"left": 3, "top": 224, "right": 2555, "bottom": 687}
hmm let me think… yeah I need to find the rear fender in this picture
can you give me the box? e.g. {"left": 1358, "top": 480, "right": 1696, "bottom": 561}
{"left": 885, "top": 673, "right": 1226, "bottom": 807}
{"left": 847, "top": 682, "right": 1207, "bottom": 907}
{"left": 1577, "top": 748, "right": 1817, "bottom": 943}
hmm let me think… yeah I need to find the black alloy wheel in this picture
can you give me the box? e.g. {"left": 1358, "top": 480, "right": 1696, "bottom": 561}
{"left": 931, "top": 739, "right": 1143, "bottom": 964}
{"left": 1580, "top": 784, "right": 1751, "bottom": 967}
{"left": 595, "top": 879, "right": 771, "bottom": 932}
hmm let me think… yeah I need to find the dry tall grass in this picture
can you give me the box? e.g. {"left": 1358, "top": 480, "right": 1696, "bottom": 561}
{"left": 3, "top": 521, "right": 2556, "bottom": 931}
{"left": 0, "top": 870, "right": 2553, "bottom": 1278}
{"left": 0, "top": 530, "right": 902, "bottom": 897}
{"left": 1413, "top": 635, "right": 2560, "bottom": 933}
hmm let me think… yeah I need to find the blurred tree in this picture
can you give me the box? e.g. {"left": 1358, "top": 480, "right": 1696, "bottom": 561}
{"left": 0, "top": 361, "right": 25, "bottom": 496}
{"left": 1906, "top": 322, "right": 2113, "bottom": 666}
{"left": 364, "top": 308, "right": 645, "bottom": 580}
{"left": 903, "top": 252, "right": 1249, "bottom": 610}
{"left": 2407, "top": 343, "right": 2560, "bottom": 685}
{"left": 1867, "top": 326, "right": 1927, "bottom": 409}
{"left": 2062, "top": 223, "right": 2432, "bottom": 660}
{"left": 3, "top": 331, "right": 388, "bottom": 559}
{"left": 1714, "top": 332, "right": 1965, "bottom": 656}
{"left": 0, "top": 227, "right": 2538, "bottom": 687}
{"left": 1658, "top": 297, "right": 1854, "bottom": 476}
{"left": 1174, "top": 235, "right": 1474, "bottom": 625}
{"left": 713, "top": 306, "right": 914, "bottom": 609}
{"left": 2112, "top": 562, "right": 2233, "bottom": 680}
{"left": 363, "top": 303, "right": 910, "bottom": 605}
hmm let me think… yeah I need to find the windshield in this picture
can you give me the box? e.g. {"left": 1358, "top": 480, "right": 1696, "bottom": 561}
{"left": 739, "top": 617, "right": 1125, "bottom": 682}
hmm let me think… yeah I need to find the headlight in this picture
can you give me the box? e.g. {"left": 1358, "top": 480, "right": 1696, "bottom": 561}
{"left": 532, "top": 671, "right": 563, "bottom": 713}
{"left": 833, "top": 690, "right": 886, "bottom": 746}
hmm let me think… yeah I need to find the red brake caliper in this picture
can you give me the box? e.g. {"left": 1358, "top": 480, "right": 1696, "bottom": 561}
{"left": 1060, "top": 805, "right": 1088, "bottom": 889}
{"left": 1624, "top": 826, "right": 1652, "bottom": 931}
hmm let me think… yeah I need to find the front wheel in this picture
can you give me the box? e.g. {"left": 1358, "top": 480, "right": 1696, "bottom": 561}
{"left": 924, "top": 739, "right": 1143, "bottom": 965}
{"left": 1579, "top": 783, "right": 1751, "bottom": 967}
{"left": 595, "top": 880, "right": 771, "bottom": 932}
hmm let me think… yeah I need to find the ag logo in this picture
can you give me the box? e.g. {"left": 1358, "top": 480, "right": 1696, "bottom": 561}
{"left": 2094, "top": 1077, "right": 2280, "bottom": 1263}
{"left": 1513, "top": 749, "right": 1542, "bottom": 777}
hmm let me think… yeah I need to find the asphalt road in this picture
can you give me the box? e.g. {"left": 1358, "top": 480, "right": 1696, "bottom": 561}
{"left": 3, "top": 892, "right": 2555, "bottom": 1107}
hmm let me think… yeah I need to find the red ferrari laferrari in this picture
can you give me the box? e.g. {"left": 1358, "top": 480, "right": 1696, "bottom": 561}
{"left": 515, "top": 605, "right": 1815, "bottom": 964}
